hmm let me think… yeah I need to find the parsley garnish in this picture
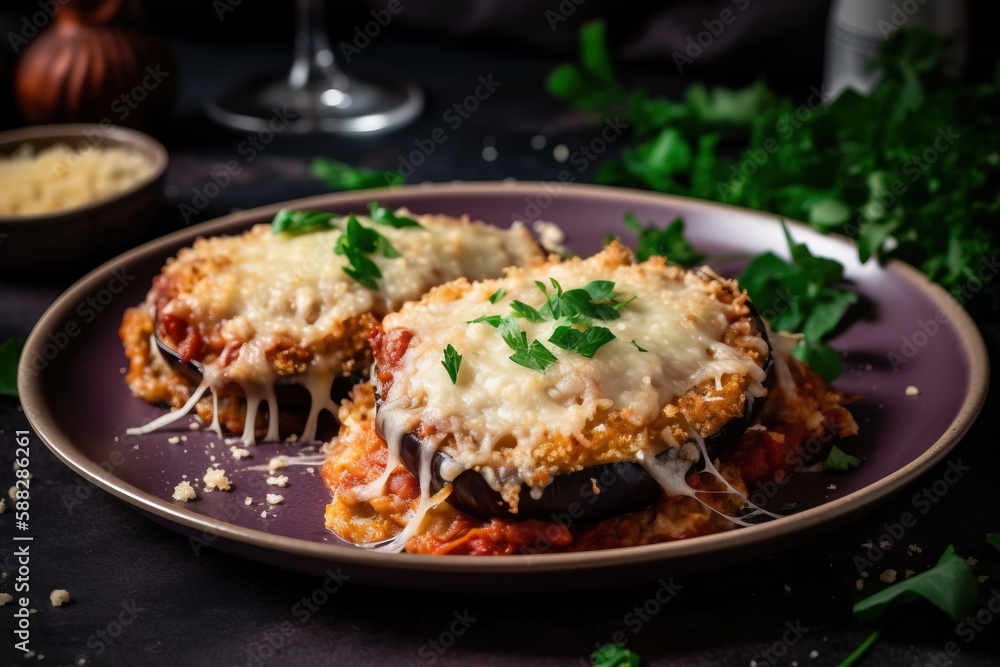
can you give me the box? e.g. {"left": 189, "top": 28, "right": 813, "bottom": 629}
{"left": 622, "top": 213, "right": 703, "bottom": 266}
{"left": 549, "top": 325, "right": 616, "bottom": 358}
{"left": 591, "top": 644, "right": 641, "bottom": 667}
{"left": 367, "top": 202, "right": 422, "bottom": 229}
{"left": 311, "top": 157, "right": 403, "bottom": 190}
{"left": 442, "top": 344, "right": 462, "bottom": 384}
{"left": 0, "top": 338, "right": 24, "bottom": 397}
{"left": 550, "top": 23, "right": 1000, "bottom": 312}
{"left": 510, "top": 300, "right": 544, "bottom": 322}
{"left": 333, "top": 214, "right": 400, "bottom": 290}
{"left": 469, "top": 280, "right": 632, "bottom": 371}
{"left": 739, "top": 222, "right": 857, "bottom": 381}
{"left": 839, "top": 546, "right": 979, "bottom": 666}
{"left": 778, "top": 502, "right": 797, "bottom": 512}
{"left": 271, "top": 209, "right": 335, "bottom": 235}
{"left": 630, "top": 339, "right": 648, "bottom": 352}
{"left": 987, "top": 533, "right": 1000, "bottom": 553}
{"left": 825, "top": 445, "right": 861, "bottom": 472}
{"left": 498, "top": 316, "right": 557, "bottom": 372}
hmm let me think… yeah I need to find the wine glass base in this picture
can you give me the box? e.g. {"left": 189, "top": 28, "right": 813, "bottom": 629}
{"left": 206, "top": 70, "right": 424, "bottom": 135}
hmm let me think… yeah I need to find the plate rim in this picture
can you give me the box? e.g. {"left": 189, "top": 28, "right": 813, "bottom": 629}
{"left": 18, "top": 181, "right": 990, "bottom": 575}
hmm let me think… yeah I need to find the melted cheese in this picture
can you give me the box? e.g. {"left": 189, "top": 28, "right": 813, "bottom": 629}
{"left": 378, "top": 244, "right": 768, "bottom": 498}
{"left": 128, "top": 211, "right": 544, "bottom": 443}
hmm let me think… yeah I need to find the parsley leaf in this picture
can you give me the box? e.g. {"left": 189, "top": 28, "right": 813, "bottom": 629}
{"left": 442, "top": 345, "right": 462, "bottom": 384}
{"left": 311, "top": 157, "right": 403, "bottom": 191}
{"left": 333, "top": 214, "right": 400, "bottom": 290}
{"left": 630, "top": 339, "right": 648, "bottom": 352}
{"left": 987, "top": 533, "right": 1000, "bottom": 553}
{"left": 510, "top": 300, "right": 544, "bottom": 322}
{"left": 591, "top": 644, "right": 641, "bottom": 667}
{"left": 489, "top": 288, "right": 505, "bottom": 304}
{"left": 468, "top": 315, "right": 502, "bottom": 327}
{"left": 498, "top": 316, "right": 557, "bottom": 372}
{"left": 367, "top": 202, "right": 422, "bottom": 229}
{"left": 549, "top": 324, "right": 616, "bottom": 358}
{"left": 825, "top": 445, "right": 861, "bottom": 472}
{"left": 739, "top": 222, "right": 857, "bottom": 381}
{"left": 0, "top": 338, "right": 24, "bottom": 397}
{"left": 622, "top": 213, "right": 704, "bottom": 266}
{"left": 271, "top": 209, "right": 335, "bottom": 235}
{"left": 853, "top": 545, "right": 979, "bottom": 625}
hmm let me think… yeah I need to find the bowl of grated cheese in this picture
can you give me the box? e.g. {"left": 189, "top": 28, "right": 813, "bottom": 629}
{"left": 0, "top": 123, "right": 168, "bottom": 271}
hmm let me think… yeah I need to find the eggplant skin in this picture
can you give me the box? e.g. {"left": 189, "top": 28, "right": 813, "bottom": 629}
{"left": 395, "top": 297, "right": 773, "bottom": 523}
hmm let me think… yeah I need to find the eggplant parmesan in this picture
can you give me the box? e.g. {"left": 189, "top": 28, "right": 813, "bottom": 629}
{"left": 321, "top": 243, "right": 858, "bottom": 554}
{"left": 120, "top": 209, "right": 545, "bottom": 443}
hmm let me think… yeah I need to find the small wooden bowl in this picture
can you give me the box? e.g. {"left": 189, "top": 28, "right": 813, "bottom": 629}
{"left": 0, "top": 123, "right": 168, "bottom": 271}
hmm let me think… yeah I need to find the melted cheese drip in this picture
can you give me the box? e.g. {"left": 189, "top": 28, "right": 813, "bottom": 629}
{"left": 129, "top": 212, "right": 543, "bottom": 444}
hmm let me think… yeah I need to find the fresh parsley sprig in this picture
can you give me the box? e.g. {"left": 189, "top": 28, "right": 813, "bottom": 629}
{"left": 442, "top": 344, "right": 462, "bottom": 384}
{"left": 334, "top": 214, "right": 401, "bottom": 290}
{"left": 591, "top": 644, "right": 641, "bottom": 667}
{"left": 550, "top": 22, "right": 1000, "bottom": 311}
{"left": 622, "top": 213, "right": 703, "bottom": 266}
{"left": 739, "top": 222, "right": 858, "bottom": 381}
{"left": 467, "top": 279, "right": 631, "bottom": 372}
{"left": 311, "top": 157, "right": 404, "bottom": 190}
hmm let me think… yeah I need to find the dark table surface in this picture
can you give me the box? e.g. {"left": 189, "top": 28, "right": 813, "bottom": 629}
{"left": 1, "top": 37, "right": 999, "bottom": 667}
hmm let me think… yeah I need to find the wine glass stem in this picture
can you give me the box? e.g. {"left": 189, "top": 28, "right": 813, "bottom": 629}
{"left": 289, "top": 0, "right": 343, "bottom": 90}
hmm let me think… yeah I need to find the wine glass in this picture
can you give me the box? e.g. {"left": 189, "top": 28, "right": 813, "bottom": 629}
{"left": 206, "top": 0, "right": 424, "bottom": 134}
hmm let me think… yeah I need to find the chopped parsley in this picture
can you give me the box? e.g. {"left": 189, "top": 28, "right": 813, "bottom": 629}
{"left": 591, "top": 644, "right": 641, "bottom": 667}
{"left": 333, "top": 214, "right": 400, "bottom": 290}
{"left": 825, "top": 445, "right": 861, "bottom": 472}
{"left": 630, "top": 339, "right": 648, "bottom": 352}
{"left": 622, "top": 212, "right": 703, "bottom": 266}
{"left": 549, "top": 324, "right": 616, "bottom": 358}
{"left": 311, "top": 157, "right": 403, "bottom": 190}
{"left": 498, "top": 316, "right": 558, "bottom": 372}
{"left": 0, "top": 338, "right": 24, "bottom": 397}
{"left": 270, "top": 209, "right": 335, "bottom": 235}
{"left": 441, "top": 344, "right": 462, "bottom": 384}
{"left": 367, "top": 202, "right": 422, "bottom": 229}
{"left": 468, "top": 279, "right": 633, "bottom": 372}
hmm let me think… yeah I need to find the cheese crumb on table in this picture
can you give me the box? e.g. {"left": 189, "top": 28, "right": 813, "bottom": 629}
{"left": 244, "top": 497, "right": 253, "bottom": 506}
{"left": 0, "top": 497, "right": 7, "bottom": 513}
{"left": 905, "top": 385, "right": 920, "bottom": 396}
{"left": 230, "top": 446, "right": 251, "bottom": 460}
{"left": 172, "top": 481, "right": 197, "bottom": 502}
{"left": 880, "top": 569, "right": 898, "bottom": 584}
{"left": 266, "top": 494, "right": 284, "bottom": 505}
{"left": 907, "top": 544, "right": 922, "bottom": 555}
{"left": 203, "top": 468, "right": 232, "bottom": 491}
{"left": 855, "top": 579, "right": 864, "bottom": 590}
{"left": 0, "top": 592, "right": 13, "bottom": 605}
{"left": 49, "top": 589, "right": 71, "bottom": 607}
{"left": 266, "top": 475, "right": 289, "bottom": 487}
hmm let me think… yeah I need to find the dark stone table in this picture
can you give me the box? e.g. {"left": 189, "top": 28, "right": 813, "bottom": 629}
{"left": 1, "top": 38, "right": 998, "bottom": 667}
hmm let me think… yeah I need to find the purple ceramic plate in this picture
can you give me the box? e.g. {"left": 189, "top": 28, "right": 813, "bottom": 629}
{"left": 18, "top": 183, "right": 989, "bottom": 592}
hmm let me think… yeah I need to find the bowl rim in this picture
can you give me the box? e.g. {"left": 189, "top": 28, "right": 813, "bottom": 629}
{"left": 0, "top": 123, "right": 169, "bottom": 224}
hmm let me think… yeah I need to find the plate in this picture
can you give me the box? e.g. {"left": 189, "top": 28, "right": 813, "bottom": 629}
{"left": 18, "top": 182, "right": 989, "bottom": 592}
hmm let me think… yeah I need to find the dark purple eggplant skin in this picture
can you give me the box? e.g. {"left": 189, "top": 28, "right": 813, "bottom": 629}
{"left": 392, "top": 299, "right": 774, "bottom": 524}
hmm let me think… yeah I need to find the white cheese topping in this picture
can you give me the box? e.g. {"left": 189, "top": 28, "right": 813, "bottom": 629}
{"left": 129, "top": 211, "right": 543, "bottom": 443}
{"left": 378, "top": 245, "right": 767, "bottom": 492}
